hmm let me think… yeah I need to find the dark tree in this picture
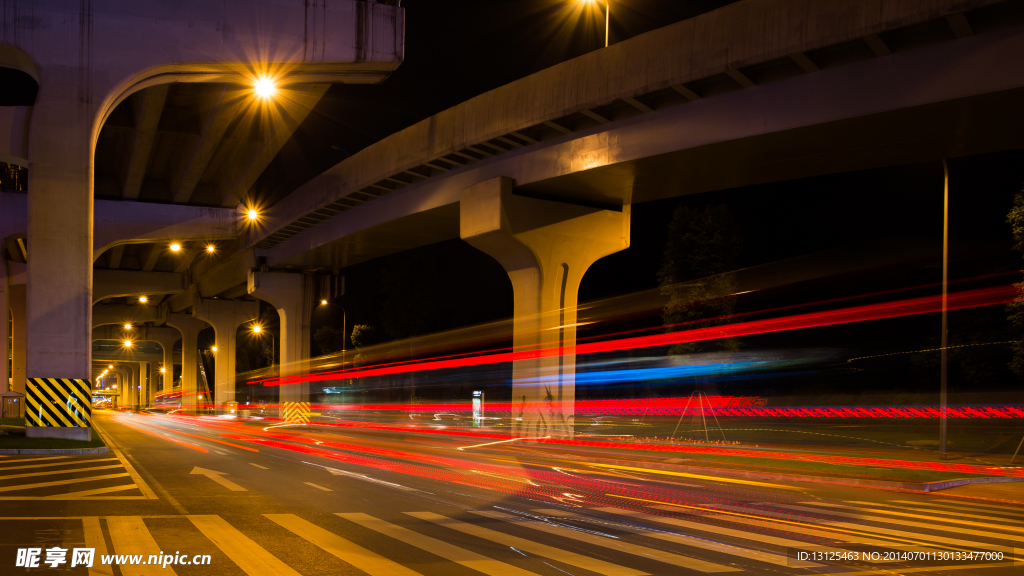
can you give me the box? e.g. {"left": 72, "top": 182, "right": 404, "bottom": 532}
{"left": 1006, "top": 190, "right": 1024, "bottom": 376}
{"left": 313, "top": 326, "right": 346, "bottom": 355}
{"left": 350, "top": 325, "right": 377, "bottom": 349}
{"left": 658, "top": 204, "right": 743, "bottom": 355}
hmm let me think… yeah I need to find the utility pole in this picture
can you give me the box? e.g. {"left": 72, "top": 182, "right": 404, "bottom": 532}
{"left": 940, "top": 159, "right": 950, "bottom": 460}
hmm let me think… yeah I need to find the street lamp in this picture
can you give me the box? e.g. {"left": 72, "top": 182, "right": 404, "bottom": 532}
{"left": 581, "top": 0, "right": 610, "bottom": 48}
{"left": 252, "top": 324, "right": 275, "bottom": 368}
{"left": 124, "top": 323, "right": 132, "bottom": 330}
{"left": 123, "top": 340, "right": 133, "bottom": 348}
{"left": 254, "top": 77, "right": 276, "bottom": 99}
{"left": 206, "top": 244, "right": 216, "bottom": 253}
{"left": 246, "top": 208, "right": 259, "bottom": 222}
{"left": 138, "top": 296, "right": 148, "bottom": 303}
{"left": 211, "top": 346, "right": 218, "bottom": 353}
{"left": 169, "top": 243, "right": 181, "bottom": 252}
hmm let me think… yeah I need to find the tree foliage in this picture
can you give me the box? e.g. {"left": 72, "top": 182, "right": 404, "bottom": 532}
{"left": 350, "top": 325, "right": 377, "bottom": 349}
{"left": 1006, "top": 190, "right": 1024, "bottom": 377}
{"left": 658, "top": 204, "right": 743, "bottom": 355}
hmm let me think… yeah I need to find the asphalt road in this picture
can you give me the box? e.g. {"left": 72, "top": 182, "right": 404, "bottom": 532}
{"left": 1, "top": 410, "right": 1022, "bottom": 576}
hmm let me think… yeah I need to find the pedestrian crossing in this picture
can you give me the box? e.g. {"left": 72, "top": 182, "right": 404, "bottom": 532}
{"left": 0, "top": 450, "right": 154, "bottom": 500}
{"left": 2, "top": 496, "right": 1021, "bottom": 575}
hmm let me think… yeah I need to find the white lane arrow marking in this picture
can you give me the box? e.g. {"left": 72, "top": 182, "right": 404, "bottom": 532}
{"left": 190, "top": 467, "right": 247, "bottom": 492}
{"left": 301, "top": 461, "right": 421, "bottom": 492}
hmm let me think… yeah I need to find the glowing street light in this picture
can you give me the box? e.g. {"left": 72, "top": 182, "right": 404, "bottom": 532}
{"left": 252, "top": 325, "right": 262, "bottom": 334}
{"left": 320, "top": 299, "right": 328, "bottom": 305}
{"left": 246, "top": 208, "right": 259, "bottom": 222}
{"left": 211, "top": 346, "right": 218, "bottom": 353}
{"left": 124, "top": 323, "right": 132, "bottom": 330}
{"left": 206, "top": 244, "right": 216, "bottom": 253}
{"left": 254, "top": 77, "right": 276, "bottom": 99}
{"left": 160, "top": 367, "right": 166, "bottom": 373}
{"left": 123, "top": 340, "right": 133, "bottom": 348}
{"left": 170, "top": 243, "right": 181, "bottom": 252}
{"left": 108, "top": 365, "right": 113, "bottom": 369}
{"left": 138, "top": 296, "right": 148, "bottom": 303}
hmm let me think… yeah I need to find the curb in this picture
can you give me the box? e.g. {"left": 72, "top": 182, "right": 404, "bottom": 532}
{"left": 0, "top": 447, "right": 110, "bottom": 455}
{"left": 561, "top": 455, "right": 1024, "bottom": 493}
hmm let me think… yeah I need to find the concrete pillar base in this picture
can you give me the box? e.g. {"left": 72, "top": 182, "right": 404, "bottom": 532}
{"left": 26, "top": 426, "right": 92, "bottom": 441}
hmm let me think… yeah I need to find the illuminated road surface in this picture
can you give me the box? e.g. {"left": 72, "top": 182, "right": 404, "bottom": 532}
{"left": 2, "top": 410, "right": 1021, "bottom": 575}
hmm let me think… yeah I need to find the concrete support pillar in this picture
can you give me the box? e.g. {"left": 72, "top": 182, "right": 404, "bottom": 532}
{"left": 248, "top": 272, "right": 317, "bottom": 408}
{"left": 9, "top": 283, "right": 25, "bottom": 395}
{"left": 460, "top": 177, "right": 630, "bottom": 438}
{"left": 166, "top": 313, "right": 205, "bottom": 413}
{"left": 192, "top": 299, "right": 258, "bottom": 410}
{"left": 138, "top": 362, "right": 149, "bottom": 409}
{"left": 1, "top": 265, "right": 8, "bottom": 392}
{"left": 129, "top": 363, "right": 140, "bottom": 410}
{"left": 155, "top": 337, "right": 177, "bottom": 405}
{"left": 113, "top": 372, "right": 123, "bottom": 407}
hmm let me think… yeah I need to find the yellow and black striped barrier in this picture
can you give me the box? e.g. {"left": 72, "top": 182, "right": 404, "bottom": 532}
{"left": 282, "top": 401, "right": 310, "bottom": 423}
{"left": 26, "top": 378, "right": 92, "bottom": 428}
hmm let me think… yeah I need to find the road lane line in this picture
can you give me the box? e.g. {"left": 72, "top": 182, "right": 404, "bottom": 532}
{"left": 337, "top": 512, "right": 542, "bottom": 576}
{"left": 0, "top": 463, "right": 124, "bottom": 480}
{"left": 811, "top": 501, "right": 1024, "bottom": 533}
{"left": 47, "top": 484, "right": 140, "bottom": 499}
{"left": 250, "top": 463, "right": 268, "bottom": 469}
{"left": 592, "top": 506, "right": 847, "bottom": 555}
{"left": 188, "top": 515, "right": 301, "bottom": 576}
{"left": 0, "top": 472, "right": 130, "bottom": 493}
{"left": 777, "top": 503, "right": 1024, "bottom": 542}
{"left": 0, "top": 456, "right": 69, "bottom": 465}
{"left": 304, "top": 482, "right": 332, "bottom": 491}
{"left": 539, "top": 507, "right": 819, "bottom": 568}
{"left": 471, "top": 510, "right": 741, "bottom": 573}
{"left": 406, "top": 511, "right": 647, "bottom": 576}
{"left": 575, "top": 461, "right": 797, "bottom": 490}
{"left": 265, "top": 514, "right": 423, "bottom": 576}
{"left": 0, "top": 457, "right": 114, "bottom": 471}
{"left": 107, "top": 516, "right": 178, "bottom": 576}
{"left": 82, "top": 516, "right": 113, "bottom": 576}
{"left": 890, "top": 500, "right": 1024, "bottom": 520}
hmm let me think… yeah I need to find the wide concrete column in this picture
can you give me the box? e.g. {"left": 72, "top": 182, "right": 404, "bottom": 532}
{"left": 152, "top": 334, "right": 179, "bottom": 405}
{"left": 248, "top": 272, "right": 316, "bottom": 407}
{"left": 192, "top": 299, "right": 258, "bottom": 409}
{"left": 460, "top": 177, "right": 630, "bottom": 438}
{"left": 137, "top": 362, "right": 149, "bottom": 409}
{"left": 9, "top": 283, "right": 26, "bottom": 395}
{"left": 166, "top": 313, "right": 205, "bottom": 413}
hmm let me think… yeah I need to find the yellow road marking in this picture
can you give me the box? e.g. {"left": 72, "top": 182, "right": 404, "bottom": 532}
{"left": 538, "top": 507, "right": 818, "bottom": 568}
{"left": 0, "top": 463, "right": 124, "bottom": 481}
{"left": 250, "top": 463, "right": 268, "bottom": 470}
{"left": 612, "top": 495, "right": 969, "bottom": 553}
{"left": 472, "top": 510, "right": 740, "bottom": 573}
{"left": 265, "top": 514, "right": 423, "bottom": 576}
{"left": 107, "top": 516, "right": 178, "bottom": 576}
{"left": 592, "top": 506, "right": 848, "bottom": 555}
{"left": 338, "top": 512, "right": 542, "bottom": 576}
{"left": 0, "top": 456, "right": 70, "bottom": 465}
{"left": 578, "top": 461, "right": 797, "bottom": 490}
{"left": 0, "top": 472, "right": 129, "bottom": 493}
{"left": 406, "top": 511, "right": 646, "bottom": 576}
{"left": 102, "top": 436, "right": 158, "bottom": 499}
{"left": 890, "top": 500, "right": 1024, "bottom": 520}
{"left": 82, "top": 516, "right": 113, "bottom": 576}
{"left": 780, "top": 503, "right": 1024, "bottom": 542}
{"left": 304, "top": 482, "right": 332, "bottom": 491}
{"left": 49, "top": 484, "right": 140, "bottom": 499}
{"left": 820, "top": 501, "right": 1024, "bottom": 533}
{"left": 0, "top": 457, "right": 118, "bottom": 472}
{"left": 188, "top": 515, "right": 302, "bottom": 576}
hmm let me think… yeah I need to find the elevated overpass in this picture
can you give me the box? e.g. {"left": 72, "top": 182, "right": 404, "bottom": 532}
{"left": 6, "top": 0, "right": 1024, "bottom": 437}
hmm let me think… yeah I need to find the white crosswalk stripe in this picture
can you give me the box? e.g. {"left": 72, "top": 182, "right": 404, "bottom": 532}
{"left": 472, "top": 509, "right": 741, "bottom": 572}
